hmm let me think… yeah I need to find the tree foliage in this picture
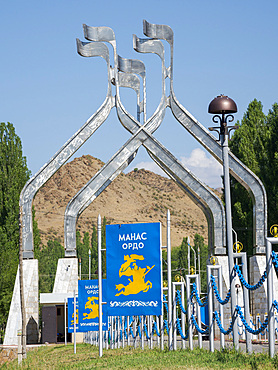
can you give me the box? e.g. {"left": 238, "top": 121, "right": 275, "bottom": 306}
{"left": 229, "top": 99, "right": 278, "bottom": 255}
{"left": 265, "top": 103, "right": 278, "bottom": 228}
{"left": 0, "top": 122, "right": 31, "bottom": 337}
{"left": 35, "top": 238, "right": 64, "bottom": 293}
{"left": 163, "top": 234, "right": 208, "bottom": 293}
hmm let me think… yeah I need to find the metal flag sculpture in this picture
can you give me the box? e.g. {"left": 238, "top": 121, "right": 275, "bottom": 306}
{"left": 64, "top": 25, "right": 226, "bottom": 258}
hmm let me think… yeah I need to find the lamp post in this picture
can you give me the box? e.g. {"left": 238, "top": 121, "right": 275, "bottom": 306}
{"left": 208, "top": 94, "right": 239, "bottom": 349}
{"left": 89, "top": 249, "right": 91, "bottom": 280}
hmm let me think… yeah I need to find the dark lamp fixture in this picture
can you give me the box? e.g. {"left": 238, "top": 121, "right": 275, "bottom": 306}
{"left": 208, "top": 94, "right": 237, "bottom": 115}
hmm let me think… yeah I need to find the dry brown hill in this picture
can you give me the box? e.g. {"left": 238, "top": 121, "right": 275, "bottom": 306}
{"left": 33, "top": 154, "right": 216, "bottom": 248}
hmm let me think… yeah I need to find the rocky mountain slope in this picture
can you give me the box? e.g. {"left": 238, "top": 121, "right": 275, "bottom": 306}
{"left": 33, "top": 155, "right": 219, "bottom": 248}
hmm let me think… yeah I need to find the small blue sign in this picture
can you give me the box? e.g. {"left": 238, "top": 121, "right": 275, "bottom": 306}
{"left": 78, "top": 279, "right": 108, "bottom": 332}
{"left": 106, "top": 222, "right": 162, "bottom": 316}
{"left": 68, "top": 297, "right": 79, "bottom": 333}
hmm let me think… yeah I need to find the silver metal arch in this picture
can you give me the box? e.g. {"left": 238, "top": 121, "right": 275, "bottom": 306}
{"left": 64, "top": 31, "right": 226, "bottom": 256}
{"left": 142, "top": 20, "right": 267, "bottom": 253}
{"left": 20, "top": 39, "right": 115, "bottom": 259}
{"left": 64, "top": 34, "right": 166, "bottom": 256}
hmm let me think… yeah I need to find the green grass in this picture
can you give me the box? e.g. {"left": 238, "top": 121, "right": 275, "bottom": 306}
{"left": 2, "top": 344, "right": 278, "bottom": 369}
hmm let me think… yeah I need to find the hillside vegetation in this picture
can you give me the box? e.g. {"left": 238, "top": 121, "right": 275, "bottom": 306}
{"left": 33, "top": 155, "right": 212, "bottom": 248}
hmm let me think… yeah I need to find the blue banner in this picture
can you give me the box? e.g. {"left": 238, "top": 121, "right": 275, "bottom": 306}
{"left": 68, "top": 297, "right": 79, "bottom": 333}
{"left": 78, "top": 279, "right": 108, "bottom": 332}
{"left": 106, "top": 222, "right": 162, "bottom": 316}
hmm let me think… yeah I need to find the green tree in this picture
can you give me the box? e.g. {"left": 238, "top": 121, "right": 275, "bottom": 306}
{"left": 229, "top": 99, "right": 269, "bottom": 256}
{"left": 265, "top": 103, "right": 278, "bottom": 228}
{"left": 36, "top": 239, "right": 64, "bottom": 293}
{"left": 193, "top": 234, "right": 208, "bottom": 293}
{"left": 178, "top": 237, "right": 188, "bottom": 278}
{"left": 101, "top": 217, "right": 107, "bottom": 276}
{"left": 0, "top": 122, "right": 31, "bottom": 335}
{"left": 171, "top": 234, "right": 208, "bottom": 293}
{"left": 91, "top": 225, "right": 98, "bottom": 277}
{"left": 76, "top": 231, "right": 90, "bottom": 279}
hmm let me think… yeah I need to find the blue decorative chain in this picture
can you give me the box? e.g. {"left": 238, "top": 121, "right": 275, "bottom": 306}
{"left": 124, "top": 317, "right": 128, "bottom": 339}
{"left": 144, "top": 319, "right": 151, "bottom": 340}
{"left": 274, "top": 300, "right": 278, "bottom": 312}
{"left": 176, "top": 290, "right": 187, "bottom": 314}
{"left": 258, "top": 317, "right": 268, "bottom": 333}
{"left": 129, "top": 325, "right": 135, "bottom": 339}
{"left": 137, "top": 324, "right": 142, "bottom": 339}
{"left": 163, "top": 294, "right": 169, "bottom": 313}
{"left": 191, "top": 314, "right": 209, "bottom": 334}
{"left": 190, "top": 283, "right": 208, "bottom": 307}
{"left": 272, "top": 251, "right": 278, "bottom": 270}
{"left": 211, "top": 275, "right": 231, "bottom": 305}
{"left": 213, "top": 311, "right": 233, "bottom": 335}
{"left": 164, "top": 319, "right": 169, "bottom": 335}
{"left": 176, "top": 318, "right": 189, "bottom": 340}
{"left": 152, "top": 320, "right": 161, "bottom": 337}
{"left": 236, "top": 305, "right": 268, "bottom": 335}
{"left": 234, "top": 264, "right": 267, "bottom": 291}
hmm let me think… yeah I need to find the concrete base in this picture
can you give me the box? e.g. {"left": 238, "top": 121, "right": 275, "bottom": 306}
{"left": 4, "top": 260, "right": 39, "bottom": 345}
{"left": 52, "top": 258, "right": 78, "bottom": 294}
{"left": 72, "top": 332, "right": 84, "bottom": 343}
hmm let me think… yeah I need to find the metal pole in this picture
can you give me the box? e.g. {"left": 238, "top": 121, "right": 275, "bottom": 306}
{"left": 89, "top": 249, "right": 91, "bottom": 280}
{"left": 266, "top": 238, "right": 274, "bottom": 358}
{"left": 218, "top": 266, "right": 225, "bottom": 349}
{"left": 186, "top": 275, "right": 193, "bottom": 350}
{"left": 188, "top": 237, "right": 190, "bottom": 275}
{"left": 156, "top": 316, "right": 160, "bottom": 348}
{"left": 19, "top": 208, "right": 26, "bottom": 360}
{"left": 74, "top": 290, "right": 76, "bottom": 354}
{"left": 64, "top": 299, "right": 67, "bottom": 346}
{"left": 127, "top": 316, "right": 130, "bottom": 346}
{"left": 141, "top": 315, "right": 144, "bottom": 349}
{"left": 110, "top": 317, "right": 114, "bottom": 350}
{"left": 98, "top": 214, "right": 103, "bottom": 357}
{"left": 122, "top": 316, "right": 125, "bottom": 348}
{"left": 149, "top": 316, "right": 153, "bottom": 349}
{"left": 207, "top": 266, "right": 214, "bottom": 352}
{"left": 198, "top": 245, "right": 201, "bottom": 287}
{"left": 239, "top": 253, "right": 252, "bottom": 353}
{"left": 196, "top": 274, "right": 202, "bottom": 348}
{"left": 160, "top": 310, "right": 164, "bottom": 350}
{"left": 133, "top": 317, "right": 136, "bottom": 348}
{"left": 167, "top": 210, "right": 173, "bottom": 350}
{"left": 221, "top": 127, "right": 239, "bottom": 349}
{"left": 117, "top": 316, "right": 120, "bottom": 348}
{"left": 190, "top": 244, "right": 197, "bottom": 274}
{"left": 181, "top": 282, "right": 186, "bottom": 350}
{"left": 172, "top": 283, "right": 177, "bottom": 350}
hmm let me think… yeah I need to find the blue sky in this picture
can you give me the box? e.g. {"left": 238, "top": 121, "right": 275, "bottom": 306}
{"left": 1, "top": 1, "right": 278, "bottom": 188}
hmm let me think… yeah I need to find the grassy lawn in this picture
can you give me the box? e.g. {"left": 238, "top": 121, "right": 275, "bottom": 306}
{"left": 2, "top": 344, "right": 278, "bottom": 369}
